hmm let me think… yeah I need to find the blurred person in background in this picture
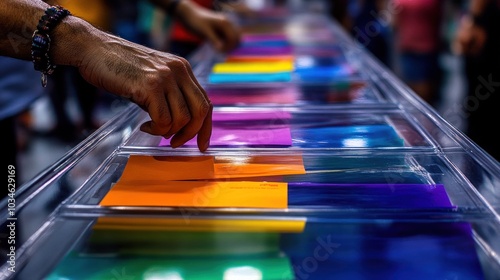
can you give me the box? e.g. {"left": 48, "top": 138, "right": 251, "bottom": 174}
{"left": 392, "top": 0, "right": 444, "bottom": 107}
{"left": 162, "top": 0, "right": 214, "bottom": 57}
{"left": 348, "top": 0, "right": 392, "bottom": 67}
{"left": 454, "top": 0, "right": 500, "bottom": 162}
{"left": 329, "top": 0, "right": 352, "bottom": 31}
{"left": 0, "top": 58, "right": 45, "bottom": 187}
{"left": 166, "top": 0, "right": 252, "bottom": 58}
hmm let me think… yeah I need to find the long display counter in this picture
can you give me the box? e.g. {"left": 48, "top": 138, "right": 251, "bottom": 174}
{"left": 1, "top": 4, "right": 499, "bottom": 280}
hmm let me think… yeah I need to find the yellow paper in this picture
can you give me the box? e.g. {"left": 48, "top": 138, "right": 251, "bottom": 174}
{"left": 212, "top": 61, "right": 294, "bottom": 73}
{"left": 93, "top": 217, "right": 306, "bottom": 233}
{"left": 100, "top": 181, "right": 288, "bottom": 208}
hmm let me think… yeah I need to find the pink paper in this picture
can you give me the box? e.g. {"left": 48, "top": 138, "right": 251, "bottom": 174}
{"left": 159, "top": 126, "right": 292, "bottom": 147}
{"left": 211, "top": 110, "right": 292, "bottom": 122}
{"left": 242, "top": 33, "right": 288, "bottom": 42}
{"left": 208, "top": 91, "right": 297, "bottom": 105}
{"left": 159, "top": 110, "right": 293, "bottom": 147}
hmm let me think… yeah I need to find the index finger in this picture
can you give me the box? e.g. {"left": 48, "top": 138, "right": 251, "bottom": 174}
{"left": 197, "top": 104, "right": 213, "bottom": 152}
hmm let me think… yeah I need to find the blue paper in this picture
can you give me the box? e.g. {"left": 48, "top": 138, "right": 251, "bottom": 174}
{"left": 282, "top": 222, "right": 484, "bottom": 280}
{"left": 287, "top": 183, "right": 454, "bottom": 209}
{"left": 208, "top": 72, "right": 292, "bottom": 83}
{"left": 292, "top": 125, "right": 405, "bottom": 148}
{"left": 295, "top": 65, "right": 355, "bottom": 81}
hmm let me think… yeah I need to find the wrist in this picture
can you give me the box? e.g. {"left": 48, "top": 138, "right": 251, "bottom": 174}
{"left": 51, "top": 15, "right": 101, "bottom": 68}
{"left": 175, "top": 0, "right": 198, "bottom": 19}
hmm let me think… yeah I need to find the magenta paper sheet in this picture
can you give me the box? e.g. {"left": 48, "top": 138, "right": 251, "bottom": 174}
{"left": 211, "top": 110, "right": 292, "bottom": 122}
{"left": 159, "top": 110, "right": 293, "bottom": 147}
{"left": 159, "top": 126, "right": 292, "bottom": 147}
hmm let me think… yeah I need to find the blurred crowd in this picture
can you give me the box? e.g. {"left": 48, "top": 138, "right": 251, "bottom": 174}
{"left": 1, "top": 0, "right": 499, "bottom": 185}
{"left": 330, "top": 0, "right": 500, "bottom": 162}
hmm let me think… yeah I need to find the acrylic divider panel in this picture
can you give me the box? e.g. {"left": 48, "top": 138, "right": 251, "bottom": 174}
{"left": 99, "top": 181, "right": 289, "bottom": 208}
{"left": 43, "top": 217, "right": 307, "bottom": 280}
{"left": 207, "top": 33, "right": 294, "bottom": 84}
{"left": 45, "top": 217, "right": 306, "bottom": 280}
{"left": 93, "top": 153, "right": 461, "bottom": 210}
{"left": 160, "top": 109, "right": 294, "bottom": 148}
{"left": 116, "top": 154, "right": 306, "bottom": 182}
{"left": 205, "top": 80, "right": 380, "bottom": 106}
{"left": 120, "top": 108, "right": 433, "bottom": 150}
{"left": 280, "top": 221, "right": 485, "bottom": 280}
{"left": 43, "top": 217, "right": 485, "bottom": 280}
{"left": 196, "top": 22, "right": 369, "bottom": 105}
{"left": 157, "top": 108, "right": 429, "bottom": 149}
{"left": 205, "top": 32, "right": 361, "bottom": 85}
{"left": 206, "top": 84, "right": 300, "bottom": 105}
{"left": 99, "top": 154, "right": 306, "bottom": 208}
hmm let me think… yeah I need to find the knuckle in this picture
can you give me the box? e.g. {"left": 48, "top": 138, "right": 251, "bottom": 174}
{"left": 152, "top": 102, "right": 172, "bottom": 126}
{"left": 177, "top": 57, "right": 190, "bottom": 67}
{"left": 171, "top": 58, "right": 188, "bottom": 70}
{"left": 159, "top": 67, "right": 173, "bottom": 79}
{"left": 144, "top": 73, "right": 163, "bottom": 89}
{"left": 179, "top": 106, "right": 192, "bottom": 126}
{"left": 198, "top": 100, "right": 211, "bottom": 118}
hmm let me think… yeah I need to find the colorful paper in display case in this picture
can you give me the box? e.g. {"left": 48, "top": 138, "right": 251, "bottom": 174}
{"left": 99, "top": 154, "right": 306, "bottom": 208}
{"left": 160, "top": 110, "right": 294, "bottom": 148}
{"left": 100, "top": 181, "right": 288, "bottom": 208}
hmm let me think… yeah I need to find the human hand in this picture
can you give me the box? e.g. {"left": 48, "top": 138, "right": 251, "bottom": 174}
{"left": 74, "top": 29, "right": 213, "bottom": 152}
{"left": 175, "top": 0, "right": 241, "bottom": 53}
{"left": 453, "top": 15, "right": 487, "bottom": 56}
{"left": 219, "top": 1, "right": 257, "bottom": 19}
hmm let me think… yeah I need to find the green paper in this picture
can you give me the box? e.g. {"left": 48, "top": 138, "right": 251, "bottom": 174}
{"left": 47, "top": 254, "right": 294, "bottom": 280}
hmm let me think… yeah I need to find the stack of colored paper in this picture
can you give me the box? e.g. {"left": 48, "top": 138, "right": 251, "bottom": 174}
{"left": 99, "top": 154, "right": 306, "bottom": 208}
{"left": 46, "top": 217, "right": 306, "bottom": 279}
{"left": 208, "top": 33, "right": 295, "bottom": 84}
{"left": 99, "top": 153, "right": 456, "bottom": 210}
{"left": 294, "top": 45, "right": 357, "bottom": 82}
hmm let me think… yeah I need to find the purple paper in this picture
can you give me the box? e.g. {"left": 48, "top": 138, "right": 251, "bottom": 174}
{"left": 288, "top": 183, "right": 455, "bottom": 208}
{"left": 229, "top": 46, "right": 293, "bottom": 56}
{"left": 159, "top": 110, "right": 293, "bottom": 147}
{"left": 208, "top": 89, "right": 298, "bottom": 105}
{"left": 159, "top": 126, "right": 292, "bottom": 147}
{"left": 242, "top": 33, "right": 288, "bottom": 42}
{"left": 211, "top": 110, "right": 292, "bottom": 122}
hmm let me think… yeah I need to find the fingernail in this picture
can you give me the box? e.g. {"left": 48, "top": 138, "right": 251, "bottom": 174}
{"left": 202, "top": 140, "right": 210, "bottom": 151}
{"left": 171, "top": 141, "right": 180, "bottom": 148}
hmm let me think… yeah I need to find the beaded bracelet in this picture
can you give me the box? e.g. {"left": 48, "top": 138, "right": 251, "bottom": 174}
{"left": 31, "top": 5, "right": 71, "bottom": 87}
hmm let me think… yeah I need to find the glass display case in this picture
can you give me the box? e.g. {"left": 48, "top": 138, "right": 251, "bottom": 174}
{"left": 1, "top": 3, "right": 499, "bottom": 280}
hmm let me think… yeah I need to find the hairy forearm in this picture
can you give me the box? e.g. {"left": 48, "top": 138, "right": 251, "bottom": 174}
{"left": 0, "top": 0, "right": 48, "bottom": 59}
{"left": 0, "top": 0, "right": 100, "bottom": 68}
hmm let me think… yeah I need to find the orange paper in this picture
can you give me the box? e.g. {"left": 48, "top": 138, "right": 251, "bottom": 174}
{"left": 117, "top": 155, "right": 215, "bottom": 183}
{"left": 100, "top": 181, "right": 288, "bottom": 208}
{"left": 118, "top": 155, "right": 305, "bottom": 182}
{"left": 214, "top": 155, "right": 305, "bottom": 178}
